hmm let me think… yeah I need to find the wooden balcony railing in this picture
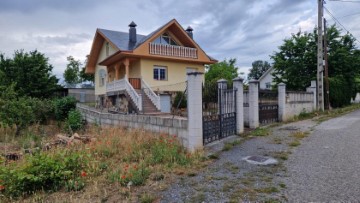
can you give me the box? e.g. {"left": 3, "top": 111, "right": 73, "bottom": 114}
{"left": 149, "top": 43, "right": 197, "bottom": 59}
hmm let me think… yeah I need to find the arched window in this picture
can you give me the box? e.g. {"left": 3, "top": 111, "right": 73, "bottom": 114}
{"left": 153, "top": 33, "right": 179, "bottom": 46}
{"left": 99, "top": 69, "right": 106, "bottom": 87}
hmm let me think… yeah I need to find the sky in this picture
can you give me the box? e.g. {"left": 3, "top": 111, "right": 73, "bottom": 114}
{"left": 0, "top": 0, "right": 359, "bottom": 80}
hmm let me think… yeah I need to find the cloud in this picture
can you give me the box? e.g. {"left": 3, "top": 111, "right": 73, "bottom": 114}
{"left": 0, "top": 0, "right": 358, "bottom": 79}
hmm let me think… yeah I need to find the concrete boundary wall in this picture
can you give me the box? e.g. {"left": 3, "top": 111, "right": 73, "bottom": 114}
{"left": 284, "top": 91, "right": 315, "bottom": 120}
{"left": 77, "top": 104, "right": 189, "bottom": 147}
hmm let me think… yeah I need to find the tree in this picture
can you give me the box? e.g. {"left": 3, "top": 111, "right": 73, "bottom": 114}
{"left": 205, "top": 58, "right": 239, "bottom": 84}
{"left": 0, "top": 50, "right": 59, "bottom": 98}
{"left": 248, "top": 60, "right": 271, "bottom": 80}
{"left": 271, "top": 31, "right": 317, "bottom": 90}
{"left": 63, "top": 56, "right": 81, "bottom": 86}
{"left": 271, "top": 25, "right": 360, "bottom": 107}
{"left": 79, "top": 67, "right": 94, "bottom": 84}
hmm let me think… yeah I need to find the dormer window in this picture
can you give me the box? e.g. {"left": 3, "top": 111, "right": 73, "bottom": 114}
{"left": 154, "top": 33, "right": 179, "bottom": 46}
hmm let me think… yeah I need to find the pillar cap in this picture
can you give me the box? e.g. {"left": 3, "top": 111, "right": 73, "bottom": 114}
{"left": 217, "top": 78, "right": 227, "bottom": 83}
{"left": 233, "top": 77, "right": 244, "bottom": 82}
{"left": 248, "top": 79, "right": 259, "bottom": 83}
{"left": 278, "top": 82, "right": 286, "bottom": 86}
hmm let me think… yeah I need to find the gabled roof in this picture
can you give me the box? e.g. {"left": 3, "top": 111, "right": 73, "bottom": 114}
{"left": 258, "top": 67, "right": 274, "bottom": 82}
{"left": 86, "top": 19, "right": 217, "bottom": 73}
{"left": 98, "top": 29, "right": 146, "bottom": 51}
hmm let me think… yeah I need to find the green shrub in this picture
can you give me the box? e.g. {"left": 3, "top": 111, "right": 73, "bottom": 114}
{"left": 0, "top": 151, "right": 86, "bottom": 198}
{"left": 27, "top": 98, "right": 54, "bottom": 123}
{"left": 0, "top": 97, "right": 35, "bottom": 135}
{"left": 173, "top": 91, "right": 187, "bottom": 108}
{"left": 65, "top": 110, "right": 84, "bottom": 132}
{"left": 329, "top": 77, "right": 352, "bottom": 108}
{"left": 54, "top": 96, "right": 77, "bottom": 121}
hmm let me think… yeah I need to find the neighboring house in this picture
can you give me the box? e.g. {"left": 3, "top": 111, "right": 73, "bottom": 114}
{"left": 85, "top": 19, "right": 217, "bottom": 114}
{"left": 258, "top": 67, "right": 275, "bottom": 90}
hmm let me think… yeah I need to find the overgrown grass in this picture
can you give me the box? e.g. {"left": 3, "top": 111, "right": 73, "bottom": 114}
{"left": 222, "top": 139, "right": 242, "bottom": 151}
{"left": 250, "top": 127, "right": 270, "bottom": 137}
{"left": 0, "top": 127, "right": 206, "bottom": 201}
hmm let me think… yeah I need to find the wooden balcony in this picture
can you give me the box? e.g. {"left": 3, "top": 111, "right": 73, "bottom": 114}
{"left": 149, "top": 43, "right": 197, "bottom": 59}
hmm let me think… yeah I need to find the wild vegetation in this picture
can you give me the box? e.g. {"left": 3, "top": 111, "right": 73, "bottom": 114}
{"left": 271, "top": 25, "right": 360, "bottom": 107}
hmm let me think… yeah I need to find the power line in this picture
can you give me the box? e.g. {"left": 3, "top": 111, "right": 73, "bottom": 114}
{"left": 339, "top": 12, "right": 360, "bottom": 18}
{"left": 324, "top": 6, "right": 360, "bottom": 44}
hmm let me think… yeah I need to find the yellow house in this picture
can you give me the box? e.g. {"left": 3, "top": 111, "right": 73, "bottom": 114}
{"left": 85, "top": 19, "right": 217, "bottom": 114}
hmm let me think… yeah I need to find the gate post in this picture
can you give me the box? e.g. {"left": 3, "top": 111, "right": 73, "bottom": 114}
{"left": 278, "top": 83, "right": 286, "bottom": 122}
{"left": 217, "top": 79, "right": 227, "bottom": 114}
{"left": 233, "top": 77, "right": 244, "bottom": 134}
{"left": 187, "top": 72, "right": 204, "bottom": 151}
{"left": 249, "top": 80, "right": 259, "bottom": 128}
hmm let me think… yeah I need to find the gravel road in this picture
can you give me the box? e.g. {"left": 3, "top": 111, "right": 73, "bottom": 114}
{"left": 283, "top": 110, "right": 360, "bottom": 202}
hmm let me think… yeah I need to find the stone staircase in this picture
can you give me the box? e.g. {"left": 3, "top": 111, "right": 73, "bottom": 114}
{"left": 135, "top": 89, "right": 160, "bottom": 114}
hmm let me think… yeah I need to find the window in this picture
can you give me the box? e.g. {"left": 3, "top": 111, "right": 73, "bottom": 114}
{"left": 266, "top": 82, "right": 271, "bottom": 89}
{"left": 154, "top": 33, "right": 179, "bottom": 46}
{"left": 153, "top": 66, "right": 167, "bottom": 81}
{"left": 99, "top": 69, "right": 106, "bottom": 86}
{"left": 105, "top": 42, "right": 109, "bottom": 56}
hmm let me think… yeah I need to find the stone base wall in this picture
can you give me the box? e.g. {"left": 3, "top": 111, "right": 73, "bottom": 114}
{"left": 77, "top": 104, "right": 189, "bottom": 147}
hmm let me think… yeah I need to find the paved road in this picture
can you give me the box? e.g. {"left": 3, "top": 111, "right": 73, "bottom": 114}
{"left": 284, "top": 110, "right": 360, "bottom": 202}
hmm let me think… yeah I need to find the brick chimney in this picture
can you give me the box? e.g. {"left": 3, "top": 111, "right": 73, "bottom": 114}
{"left": 129, "top": 21, "right": 137, "bottom": 43}
{"left": 186, "top": 26, "right": 193, "bottom": 39}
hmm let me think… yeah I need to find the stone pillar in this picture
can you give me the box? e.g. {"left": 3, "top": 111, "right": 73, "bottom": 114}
{"left": 306, "top": 80, "right": 317, "bottom": 110}
{"left": 217, "top": 79, "right": 227, "bottom": 114}
{"left": 187, "top": 72, "right": 204, "bottom": 152}
{"left": 278, "top": 83, "right": 286, "bottom": 122}
{"left": 248, "top": 80, "right": 259, "bottom": 128}
{"left": 233, "top": 77, "right": 244, "bottom": 134}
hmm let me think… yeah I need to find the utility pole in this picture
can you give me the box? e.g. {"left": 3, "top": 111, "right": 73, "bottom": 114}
{"left": 317, "top": 0, "right": 324, "bottom": 111}
{"left": 324, "top": 18, "right": 330, "bottom": 110}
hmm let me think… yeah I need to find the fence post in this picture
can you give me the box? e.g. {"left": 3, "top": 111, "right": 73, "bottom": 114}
{"left": 217, "top": 79, "right": 227, "bottom": 114}
{"left": 249, "top": 80, "right": 259, "bottom": 128}
{"left": 278, "top": 83, "right": 286, "bottom": 122}
{"left": 306, "top": 80, "right": 317, "bottom": 110}
{"left": 187, "top": 72, "right": 204, "bottom": 151}
{"left": 233, "top": 77, "right": 244, "bottom": 134}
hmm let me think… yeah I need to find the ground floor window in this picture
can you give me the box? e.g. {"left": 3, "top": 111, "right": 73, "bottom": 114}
{"left": 153, "top": 66, "right": 167, "bottom": 80}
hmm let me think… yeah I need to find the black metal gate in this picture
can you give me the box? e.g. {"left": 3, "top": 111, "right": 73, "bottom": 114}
{"left": 259, "top": 90, "right": 278, "bottom": 124}
{"left": 202, "top": 83, "right": 237, "bottom": 145}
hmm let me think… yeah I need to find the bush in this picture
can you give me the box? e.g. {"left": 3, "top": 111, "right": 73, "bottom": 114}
{"left": 0, "top": 151, "right": 86, "bottom": 198}
{"left": 173, "top": 92, "right": 187, "bottom": 108}
{"left": 329, "top": 77, "right": 352, "bottom": 108}
{"left": 65, "top": 110, "right": 84, "bottom": 132}
{"left": 54, "top": 96, "right": 77, "bottom": 121}
{"left": 0, "top": 97, "right": 35, "bottom": 135}
{"left": 27, "top": 98, "right": 55, "bottom": 123}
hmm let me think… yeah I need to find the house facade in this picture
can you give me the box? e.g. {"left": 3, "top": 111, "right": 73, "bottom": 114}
{"left": 85, "top": 19, "right": 216, "bottom": 114}
{"left": 259, "top": 67, "right": 275, "bottom": 90}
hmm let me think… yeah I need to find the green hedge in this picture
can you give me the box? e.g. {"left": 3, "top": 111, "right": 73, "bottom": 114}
{"left": 329, "top": 77, "right": 352, "bottom": 108}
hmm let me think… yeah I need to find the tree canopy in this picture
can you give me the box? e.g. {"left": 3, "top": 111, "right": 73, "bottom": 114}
{"left": 271, "top": 25, "right": 360, "bottom": 107}
{"left": 0, "top": 50, "right": 59, "bottom": 98}
{"left": 205, "top": 58, "right": 239, "bottom": 84}
{"left": 63, "top": 56, "right": 81, "bottom": 87}
{"left": 248, "top": 60, "right": 271, "bottom": 80}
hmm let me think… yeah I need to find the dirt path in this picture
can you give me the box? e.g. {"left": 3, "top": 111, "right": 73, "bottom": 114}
{"left": 281, "top": 109, "right": 360, "bottom": 202}
{"left": 160, "top": 119, "right": 319, "bottom": 202}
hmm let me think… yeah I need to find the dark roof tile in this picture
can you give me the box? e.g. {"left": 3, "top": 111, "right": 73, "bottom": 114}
{"left": 98, "top": 28, "right": 146, "bottom": 51}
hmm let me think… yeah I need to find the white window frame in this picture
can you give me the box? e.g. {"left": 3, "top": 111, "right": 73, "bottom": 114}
{"left": 153, "top": 66, "right": 167, "bottom": 81}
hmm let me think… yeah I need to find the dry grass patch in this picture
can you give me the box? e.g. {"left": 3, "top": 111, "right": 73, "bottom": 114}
{"left": 0, "top": 126, "right": 208, "bottom": 202}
